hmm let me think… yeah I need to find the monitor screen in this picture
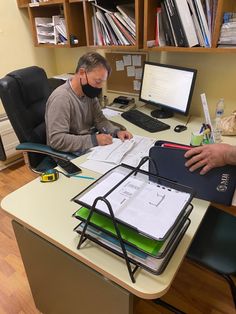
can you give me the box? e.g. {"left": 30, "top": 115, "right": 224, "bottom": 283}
{"left": 139, "top": 62, "right": 197, "bottom": 119}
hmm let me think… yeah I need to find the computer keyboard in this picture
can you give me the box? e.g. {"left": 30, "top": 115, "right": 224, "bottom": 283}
{"left": 121, "top": 109, "right": 170, "bottom": 133}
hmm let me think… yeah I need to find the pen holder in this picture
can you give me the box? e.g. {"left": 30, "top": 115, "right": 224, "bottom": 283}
{"left": 190, "top": 132, "right": 204, "bottom": 146}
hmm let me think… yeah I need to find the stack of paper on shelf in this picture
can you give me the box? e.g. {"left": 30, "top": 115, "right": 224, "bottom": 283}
{"left": 72, "top": 163, "right": 194, "bottom": 277}
{"left": 35, "top": 15, "right": 67, "bottom": 45}
{"left": 218, "top": 12, "right": 236, "bottom": 47}
{"left": 35, "top": 17, "right": 56, "bottom": 44}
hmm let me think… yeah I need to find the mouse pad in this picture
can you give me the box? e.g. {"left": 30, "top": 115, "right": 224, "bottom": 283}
{"left": 149, "top": 140, "right": 236, "bottom": 205}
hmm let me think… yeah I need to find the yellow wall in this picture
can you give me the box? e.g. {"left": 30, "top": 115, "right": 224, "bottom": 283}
{"left": 54, "top": 49, "right": 236, "bottom": 118}
{"left": 149, "top": 52, "right": 236, "bottom": 117}
{"left": 1, "top": 1, "right": 236, "bottom": 120}
{"left": 0, "top": 0, "right": 56, "bottom": 114}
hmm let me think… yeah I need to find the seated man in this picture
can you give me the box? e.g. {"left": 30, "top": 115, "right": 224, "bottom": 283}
{"left": 185, "top": 143, "right": 236, "bottom": 174}
{"left": 45, "top": 52, "right": 132, "bottom": 154}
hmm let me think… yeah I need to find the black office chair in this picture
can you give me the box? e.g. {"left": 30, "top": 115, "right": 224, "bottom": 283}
{"left": 187, "top": 205, "right": 236, "bottom": 308}
{"left": 0, "top": 66, "right": 77, "bottom": 173}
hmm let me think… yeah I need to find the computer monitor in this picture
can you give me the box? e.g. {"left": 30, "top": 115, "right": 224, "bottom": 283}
{"left": 139, "top": 61, "right": 197, "bottom": 119}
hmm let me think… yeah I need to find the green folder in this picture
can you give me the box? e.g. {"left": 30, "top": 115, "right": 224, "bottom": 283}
{"left": 74, "top": 207, "right": 164, "bottom": 255}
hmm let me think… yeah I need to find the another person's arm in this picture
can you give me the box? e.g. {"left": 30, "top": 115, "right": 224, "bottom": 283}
{"left": 184, "top": 143, "right": 236, "bottom": 174}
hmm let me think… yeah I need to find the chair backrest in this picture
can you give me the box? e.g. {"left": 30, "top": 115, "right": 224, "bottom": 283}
{"left": 0, "top": 66, "right": 50, "bottom": 145}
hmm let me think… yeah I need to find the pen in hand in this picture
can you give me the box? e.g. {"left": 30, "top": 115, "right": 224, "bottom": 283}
{"left": 101, "top": 127, "right": 111, "bottom": 135}
{"left": 97, "top": 127, "right": 113, "bottom": 145}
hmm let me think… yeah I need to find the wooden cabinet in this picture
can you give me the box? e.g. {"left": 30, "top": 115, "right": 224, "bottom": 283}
{"left": 143, "top": 0, "right": 236, "bottom": 53}
{"left": 17, "top": 0, "right": 30, "bottom": 8}
{"left": 17, "top": 0, "right": 143, "bottom": 49}
{"left": 17, "top": 0, "right": 86, "bottom": 48}
{"left": 16, "top": 0, "right": 236, "bottom": 52}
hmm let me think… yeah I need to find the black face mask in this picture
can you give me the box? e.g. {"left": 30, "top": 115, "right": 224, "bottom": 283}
{"left": 81, "top": 72, "right": 102, "bottom": 98}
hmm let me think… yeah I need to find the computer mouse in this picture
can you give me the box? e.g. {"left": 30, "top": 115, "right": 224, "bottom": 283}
{"left": 174, "top": 125, "right": 187, "bottom": 133}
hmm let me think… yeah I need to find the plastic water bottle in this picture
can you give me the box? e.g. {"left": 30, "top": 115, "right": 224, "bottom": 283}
{"left": 214, "top": 98, "right": 224, "bottom": 143}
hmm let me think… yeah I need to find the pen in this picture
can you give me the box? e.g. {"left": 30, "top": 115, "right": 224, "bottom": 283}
{"left": 100, "top": 127, "right": 113, "bottom": 136}
{"left": 101, "top": 127, "right": 109, "bottom": 134}
{"left": 71, "top": 175, "right": 95, "bottom": 180}
{"left": 199, "top": 123, "right": 206, "bottom": 134}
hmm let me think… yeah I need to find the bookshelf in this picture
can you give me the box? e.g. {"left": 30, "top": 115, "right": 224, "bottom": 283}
{"left": 81, "top": 0, "right": 144, "bottom": 50}
{"left": 18, "top": 0, "right": 86, "bottom": 48}
{"left": 17, "top": 0, "right": 143, "bottom": 50}
{"left": 16, "top": 0, "right": 236, "bottom": 52}
{"left": 143, "top": 0, "right": 236, "bottom": 53}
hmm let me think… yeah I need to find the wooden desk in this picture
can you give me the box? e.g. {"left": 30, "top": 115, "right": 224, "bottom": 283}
{"left": 0, "top": 111, "right": 215, "bottom": 314}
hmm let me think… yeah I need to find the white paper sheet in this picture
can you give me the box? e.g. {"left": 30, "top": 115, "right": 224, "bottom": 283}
{"left": 102, "top": 108, "right": 122, "bottom": 118}
{"left": 81, "top": 135, "right": 155, "bottom": 174}
{"left": 77, "top": 172, "right": 190, "bottom": 239}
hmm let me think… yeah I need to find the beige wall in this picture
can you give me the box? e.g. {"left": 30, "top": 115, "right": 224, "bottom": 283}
{"left": 149, "top": 52, "right": 236, "bottom": 117}
{"left": 55, "top": 49, "right": 236, "bottom": 118}
{"left": 1, "top": 1, "right": 236, "bottom": 120}
{"left": 0, "top": 0, "right": 56, "bottom": 114}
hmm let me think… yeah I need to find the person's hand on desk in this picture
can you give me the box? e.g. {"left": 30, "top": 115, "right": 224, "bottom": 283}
{"left": 117, "top": 130, "right": 133, "bottom": 141}
{"left": 96, "top": 133, "right": 113, "bottom": 146}
{"left": 184, "top": 143, "right": 235, "bottom": 175}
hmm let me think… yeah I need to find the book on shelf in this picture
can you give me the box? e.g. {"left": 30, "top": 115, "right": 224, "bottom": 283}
{"left": 90, "top": 1, "right": 136, "bottom": 46}
{"left": 205, "top": 0, "right": 212, "bottom": 42}
{"left": 114, "top": 12, "right": 135, "bottom": 37}
{"left": 95, "top": 9, "right": 115, "bottom": 45}
{"left": 155, "top": 7, "right": 165, "bottom": 47}
{"left": 173, "top": 0, "right": 199, "bottom": 47}
{"left": 109, "top": 14, "right": 136, "bottom": 45}
{"left": 163, "top": 0, "right": 178, "bottom": 46}
{"left": 160, "top": 2, "right": 176, "bottom": 46}
{"left": 116, "top": 3, "right": 136, "bottom": 31}
{"left": 104, "top": 13, "right": 131, "bottom": 46}
{"left": 187, "top": 0, "right": 205, "bottom": 46}
{"left": 211, "top": 0, "right": 218, "bottom": 35}
{"left": 192, "top": 0, "right": 211, "bottom": 47}
{"left": 164, "top": 0, "right": 188, "bottom": 47}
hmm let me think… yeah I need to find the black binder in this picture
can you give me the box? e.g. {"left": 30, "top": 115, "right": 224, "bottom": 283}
{"left": 149, "top": 140, "right": 236, "bottom": 205}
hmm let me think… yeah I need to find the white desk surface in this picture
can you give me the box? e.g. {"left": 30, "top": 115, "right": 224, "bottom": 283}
{"left": 2, "top": 108, "right": 235, "bottom": 299}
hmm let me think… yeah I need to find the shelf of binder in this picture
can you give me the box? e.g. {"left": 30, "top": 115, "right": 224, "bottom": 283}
{"left": 85, "top": 0, "right": 143, "bottom": 49}
{"left": 143, "top": 0, "right": 213, "bottom": 50}
{"left": 72, "top": 157, "right": 194, "bottom": 282}
{"left": 35, "top": 16, "right": 67, "bottom": 45}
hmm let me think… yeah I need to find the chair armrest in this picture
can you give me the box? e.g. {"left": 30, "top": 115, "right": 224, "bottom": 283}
{"left": 16, "top": 143, "right": 77, "bottom": 161}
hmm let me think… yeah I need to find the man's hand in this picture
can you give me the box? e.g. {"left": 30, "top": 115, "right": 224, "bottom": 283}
{"left": 117, "top": 130, "right": 133, "bottom": 141}
{"left": 96, "top": 134, "right": 113, "bottom": 146}
{"left": 184, "top": 143, "right": 231, "bottom": 174}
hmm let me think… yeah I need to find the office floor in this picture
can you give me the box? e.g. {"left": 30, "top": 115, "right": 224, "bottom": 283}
{"left": 0, "top": 161, "right": 235, "bottom": 314}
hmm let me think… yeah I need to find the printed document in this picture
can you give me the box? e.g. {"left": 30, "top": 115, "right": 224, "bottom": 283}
{"left": 81, "top": 135, "right": 155, "bottom": 174}
{"left": 77, "top": 171, "right": 191, "bottom": 239}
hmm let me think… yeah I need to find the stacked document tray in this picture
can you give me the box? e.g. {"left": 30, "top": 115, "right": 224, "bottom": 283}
{"left": 72, "top": 161, "right": 194, "bottom": 282}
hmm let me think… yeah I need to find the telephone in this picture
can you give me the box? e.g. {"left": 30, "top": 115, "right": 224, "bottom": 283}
{"left": 107, "top": 96, "right": 135, "bottom": 112}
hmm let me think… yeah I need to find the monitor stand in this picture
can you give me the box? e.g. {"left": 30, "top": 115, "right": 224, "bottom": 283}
{"left": 150, "top": 108, "right": 173, "bottom": 119}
